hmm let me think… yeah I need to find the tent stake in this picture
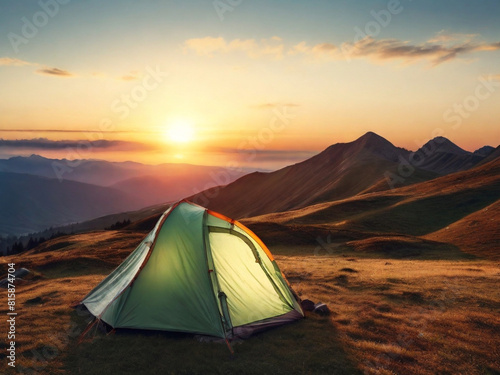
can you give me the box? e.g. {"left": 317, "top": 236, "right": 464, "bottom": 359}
{"left": 78, "top": 318, "right": 98, "bottom": 345}
{"left": 225, "top": 338, "right": 234, "bottom": 355}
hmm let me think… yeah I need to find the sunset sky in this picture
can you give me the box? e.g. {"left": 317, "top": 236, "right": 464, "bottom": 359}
{"left": 1, "top": 0, "right": 499, "bottom": 169}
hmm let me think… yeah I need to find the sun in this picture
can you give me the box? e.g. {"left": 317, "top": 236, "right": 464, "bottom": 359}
{"left": 165, "top": 120, "right": 194, "bottom": 143}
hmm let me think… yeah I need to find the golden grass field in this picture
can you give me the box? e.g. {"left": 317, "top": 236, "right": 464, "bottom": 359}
{"left": 1, "top": 230, "right": 499, "bottom": 374}
{"left": 280, "top": 254, "right": 500, "bottom": 375}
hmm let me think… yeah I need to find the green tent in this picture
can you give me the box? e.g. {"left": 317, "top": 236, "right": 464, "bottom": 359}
{"left": 81, "top": 200, "right": 303, "bottom": 340}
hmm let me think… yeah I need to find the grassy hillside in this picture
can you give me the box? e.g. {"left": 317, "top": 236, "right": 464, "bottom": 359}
{"left": 243, "top": 157, "right": 499, "bottom": 260}
{"left": 0, "top": 229, "right": 498, "bottom": 374}
{"left": 425, "top": 200, "right": 500, "bottom": 260}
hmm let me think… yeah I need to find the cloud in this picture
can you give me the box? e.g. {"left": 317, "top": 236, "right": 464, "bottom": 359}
{"left": 475, "top": 42, "right": 500, "bottom": 52}
{"left": 184, "top": 36, "right": 284, "bottom": 59}
{"left": 0, "top": 138, "right": 149, "bottom": 151}
{"left": 289, "top": 42, "right": 337, "bottom": 59}
{"left": 206, "top": 146, "right": 316, "bottom": 163}
{"left": 35, "top": 67, "right": 74, "bottom": 77}
{"left": 0, "top": 129, "right": 122, "bottom": 133}
{"left": 184, "top": 33, "right": 500, "bottom": 66}
{"left": 118, "top": 70, "right": 141, "bottom": 81}
{"left": 119, "top": 75, "right": 138, "bottom": 81}
{"left": 0, "top": 57, "right": 32, "bottom": 66}
{"left": 427, "top": 30, "right": 478, "bottom": 44}
{"left": 252, "top": 102, "right": 300, "bottom": 109}
{"left": 1, "top": 57, "right": 75, "bottom": 77}
{"left": 340, "top": 35, "right": 500, "bottom": 65}
{"left": 0, "top": 56, "right": 153, "bottom": 81}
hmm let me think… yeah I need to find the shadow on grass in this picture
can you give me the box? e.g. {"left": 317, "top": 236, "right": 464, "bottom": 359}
{"left": 64, "top": 311, "right": 362, "bottom": 375}
{"left": 351, "top": 187, "right": 499, "bottom": 236}
{"left": 344, "top": 242, "right": 477, "bottom": 261}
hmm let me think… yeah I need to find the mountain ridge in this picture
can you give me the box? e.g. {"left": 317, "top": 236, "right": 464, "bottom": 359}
{"left": 413, "top": 136, "right": 493, "bottom": 175}
{"left": 188, "top": 132, "right": 493, "bottom": 219}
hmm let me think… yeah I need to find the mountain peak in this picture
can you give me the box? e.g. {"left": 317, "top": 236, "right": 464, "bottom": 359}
{"left": 473, "top": 145, "right": 494, "bottom": 157}
{"left": 422, "top": 137, "right": 469, "bottom": 156}
{"left": 355, "top": 131, "right": 395, "bottom": 146}
{"left": 358, "top": 131, "right": 386, "bottom": 141}
{"left": 28, "top": 154, "right": 49, "bottom": 161}
{"left": 314, "top": 131, "right": 406, "bottom": 165}
{"left": 8, "top": 154, "right": 48, "bottom": 162}
{"left": 352, "top": 132, "right": 402, "bottom": 157}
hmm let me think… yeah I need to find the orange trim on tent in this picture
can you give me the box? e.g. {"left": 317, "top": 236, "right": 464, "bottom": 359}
{"left": 205, "top": 209, "right": 235, "bottom": 225}
{"left": 235, "top": 221, "right": 275, "bottom": 262}
{"left": 206, "top": 209, "right": 275, "bottom": 262}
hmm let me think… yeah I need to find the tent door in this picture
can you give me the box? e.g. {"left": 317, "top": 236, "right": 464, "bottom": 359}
{"left": 206, "top": 226, "right": 292, "bottom": 327}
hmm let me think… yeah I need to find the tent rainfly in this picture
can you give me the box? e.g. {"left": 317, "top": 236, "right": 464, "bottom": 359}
{"left": 80, "top": 200, "right": 303, "bottom": 343}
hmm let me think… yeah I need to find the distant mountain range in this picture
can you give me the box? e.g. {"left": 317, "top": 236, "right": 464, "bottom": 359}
{"left": 0, "top": 156, "right": 250, "bottom": 236}
{"left": 0, "top": 172, "right": 140, "bottom": 236}
{"left": 0, "top": 132, "right": 496, "bottom": 239}
{"left": 0, "top": 155, "right": 252, "bottom": 188}
{"left": 189, "top": 132, "right": 497, "bottom": 218}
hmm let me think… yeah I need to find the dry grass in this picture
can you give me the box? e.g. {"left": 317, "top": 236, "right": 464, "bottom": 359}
{"left": 426, "top": 200, "right": 500, "bottom": 260}
{"left": 279, "top": 253, "right": 500, "bottom": 375}
{"left": 0, "top": 233, "right": 499, "bottom": 374}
